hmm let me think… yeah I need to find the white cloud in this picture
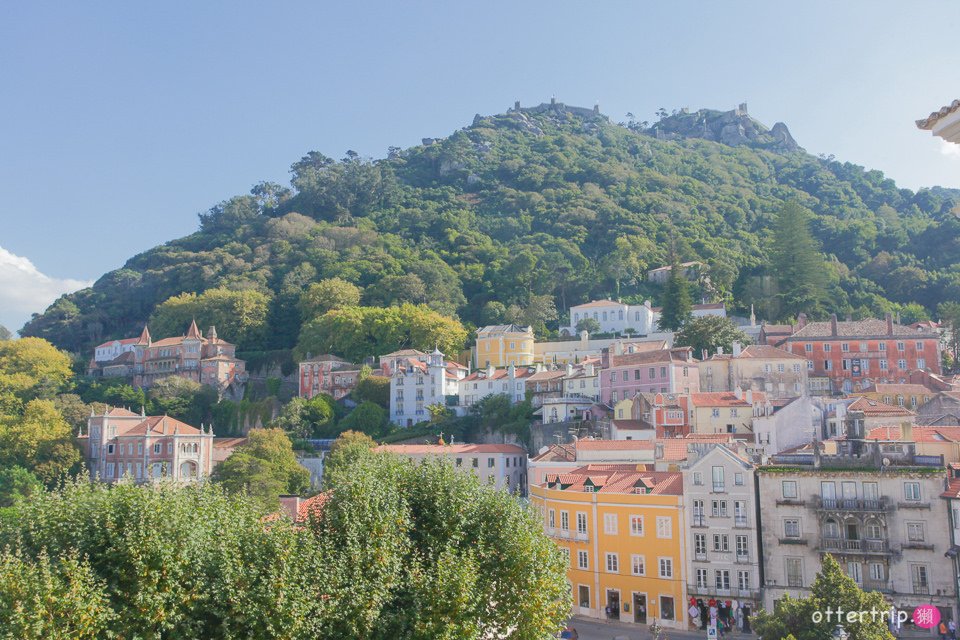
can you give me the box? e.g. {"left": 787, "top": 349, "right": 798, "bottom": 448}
{"left": 0, "top": 246, "right": 93, "bottom": 333}
{"left": 939, "top": 138, "right": 960, "bottom": 158}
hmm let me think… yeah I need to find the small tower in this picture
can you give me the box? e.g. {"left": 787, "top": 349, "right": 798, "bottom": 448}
{"left": 207, "top": 325, "right": 218, "bottom": 341}
{"left": 186, "top": 319, "right": 201, "bottom": 340}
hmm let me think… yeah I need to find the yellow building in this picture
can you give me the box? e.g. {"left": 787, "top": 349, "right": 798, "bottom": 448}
{"left": 860, "top": 383, "right": 936, "bottom": 412}
{"left": 474, "top": 324, "right": 534, "bottom": 368}
{"left": 530, "top": 464, "right": 687, "bottom": 630}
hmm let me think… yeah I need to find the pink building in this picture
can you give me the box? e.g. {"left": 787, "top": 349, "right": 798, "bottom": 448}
{"left": 89, "top": 321, "right": 247, "bottom": 398}
{"left": 599, "top": 346, "right": 699, "bottom": 405}
{"left": 298, "top": 354, "right": 366, "bottom": 401}
{"left": 79, "top": 407, "right": 216, "bottom": 483}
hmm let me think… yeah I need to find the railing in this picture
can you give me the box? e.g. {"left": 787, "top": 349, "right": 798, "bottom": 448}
{"left": 734, "top": 515, "right": 749, "bottom": 527}
{"left": 898, "top": 500, "right": 932, "bottom": 510}
{"left": 861, "top": 580, "right": 892, "bottom": 593}
{"left": 713, "top": 483, "right": 726, "bottom": 493}
{"left": 815, "top": 497, "right": 890, "bottom": 512}
{"left": 779, "top": 537, "right": 808, "bottom": 545}
{"left": 575, "top": 531, "right": 588, "bottom": 542}
{"left": 695, "top": 552, "right": 707, "bottom": 561}
{"left": 687, "top": 584, "right": 760, "bottom": 599}
{"left": 692, "top": 515, "right": 707, "bottom": 527}
{"left": 735, "top": 553, "right": 750, "bottom": 564}
{"left": 912, "top": 584, "right": 930, "bottom": 595}
{"left": 776, "top": 498, "right": 806, "bottom": 506}
{"left": 819, "top": 539, "right": 889, "bottom": 554}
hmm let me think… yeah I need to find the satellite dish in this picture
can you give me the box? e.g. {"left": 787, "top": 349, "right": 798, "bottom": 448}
{"left": 882, "top": 458, "right": 891, "bottom": 467}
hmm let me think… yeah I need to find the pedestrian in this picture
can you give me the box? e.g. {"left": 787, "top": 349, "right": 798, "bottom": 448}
{"left": 949, "top": 618, "right": 957, "bottom": 640}
{"left": 940, "top": 620, "right": 949, "bottom": 640}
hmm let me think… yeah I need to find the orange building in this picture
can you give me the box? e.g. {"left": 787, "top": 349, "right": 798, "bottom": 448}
{"left": 530, "top": 465, "right": 687, "bottom": 630}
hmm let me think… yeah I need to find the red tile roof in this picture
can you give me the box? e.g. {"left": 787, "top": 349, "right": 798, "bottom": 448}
{"left": 848, "top": 396, "right": 915, "bottom": 417}
{"left": 576, "top": 440, "right": 655, "bottom": 451}
{"left": 122, "top": 415, "right": 202, "bottom": 436}
{"left": 658, "top": 434, "right": 738, "bottom": 461}
{"left": 547, "top": 466, "right": 682, "bottom": 495}
{"left": 377, "top": 444, "right": 526, "bottom": 455}
{"left": 106, "top": 407, "right": 141, "bottom": 418}
{"left": 571, "top": 300, "right": 622, "bottom": 309}
{"left": 690, "top": 391, "right": 767, "bottom": 407}
{"left": 531, "top": 443, "right": 577, "bottom": 462}
{"left": 866, "top": 425, "right": 960, "bottom": 443}
{"left": 738, "top": 344, "right": 806, "bottom": 360}
{"left": 861, "top": 383, "right": 936, "bottom": 396}
{"left": 941, "top": 477, "right": 960, "bottom": 499}
{"left": 918, "top": 99, "right": 960, "bottom": 130}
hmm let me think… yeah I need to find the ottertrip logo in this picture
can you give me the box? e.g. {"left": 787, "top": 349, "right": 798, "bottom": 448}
{"left": 811, "top": 604, "right": 940, "bottom": 629}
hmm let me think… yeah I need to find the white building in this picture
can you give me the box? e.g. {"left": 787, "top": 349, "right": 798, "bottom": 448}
{"left": 682, "top": 444, "right": 762, "bottom": 631}
{"left": 377, "top": 443, "right": 527, "bottom": 494}
{"left": 527, "top": 439, "right": 655, "bottom": 494}
{"left": 535, "top": 333, "right": 671, "bottom": 366}
{"left": 389, "top": 348, "right": 466, "bottom": 427}
{"left": 564, "top": 300, "right": 657, "bottom": 337}
{"left": 458, "top": 363, "right": 537, "bottom": 408}
{"left": 93, "top": 337, "right": 140, "bottom": 363}
{"left": 752, "top": 395, "right": 823, "bottom": 459}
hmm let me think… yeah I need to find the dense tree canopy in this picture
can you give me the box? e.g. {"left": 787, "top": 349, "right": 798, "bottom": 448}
{"left": 148, "top": 287, "right": 271, "bottom": 350}
{"left": 674, "top": 315, "right": 751, "bottom": 358}
{"left": 0, "top": 444, "right": 570, "bottom": 639}
{"left": 212, "top": 428, "right": 310, "bottom": 511}
{"left": 21, "top": 106, "right": 960, "bottom": 354}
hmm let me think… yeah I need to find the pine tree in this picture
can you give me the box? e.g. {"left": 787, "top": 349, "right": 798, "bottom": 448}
{"left": 769, "top": 201, "right": 830, "bottom": 321}
{"left": 657, "top": 255, "right": 693, "bottom": 332}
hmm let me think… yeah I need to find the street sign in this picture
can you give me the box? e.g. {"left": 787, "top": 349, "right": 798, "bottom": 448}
{"left": 707, "top": 624, "right": 717, "bottom": 639}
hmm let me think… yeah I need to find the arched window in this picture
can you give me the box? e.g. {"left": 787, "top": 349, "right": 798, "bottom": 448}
{"left": 823, "top": 518, "right": 839, "bottom": 538}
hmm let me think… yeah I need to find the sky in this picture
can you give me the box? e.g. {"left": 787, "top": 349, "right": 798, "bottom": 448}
{"left": 1, "top": 1, "right": 959, "bottom": 331}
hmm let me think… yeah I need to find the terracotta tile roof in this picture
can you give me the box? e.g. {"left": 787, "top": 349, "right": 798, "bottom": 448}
{"left": 526, "top": 369, "right": 567, "bottom": 382}
{"left": 917, "top": 99, "right": 960, "bottom": 130}
{"left": 848, "top": 396, "right": 915, "bottom": 417}
{"left": 612, "top": 420, "right": 648, "bottom": 431}
{"left": 531, "top": 443, "right": 577, "bottom": 462}
{"left": 296, "top": 492, "right": 329, "bottom": 523}
{"left": 106, "top": 407, "right": 141, "bottom": 418}
{"left": 658, "top": 434, "right": 738, "bottom": 461}
{"left": 866, "top": 425, "right": 960, "bottom": 443}
{"left": 546, "top": 466, "right": 682, "bottom": 495}
{"left": 787, "top": 318, "right": 936, "bottom": 339}
{"left": 607, "top": 347, "right": 694, "bottom": 367}
{"left": 739, "top": 344, "right": 806, "bottom": 360}
{"left": 213, "top": 437, "right": 247, "bottom": 449}
{"left": 861, "top": 383, "right": 935, "bottom": 396}
{"left": 942, "top": 477, "right": 960, "bottom": 499}
{"left": 377, "top": 443, "right": 526, "bottom": 455}
{"left": 95, "top": 337, "right": 140, "bottom": 349}
{"left": 446, "top": 362, "right": 469, "bottom": 370}
{"left": 476, "top": 324, "right": 532, "bottom": 335}
{"left": 461, "top": 366, "right": 538, "bottom": 382}
{"left": 571, "top": 299, "right": 622, "bottom": 309}
{"left": 576, "top": 439, "right": 654, "bottom": 451}
{"left": 690, "top": 391, "right": 766, "bottom": 407}
{"left": 122, "top": 415, "right": 203, "bottom": 436}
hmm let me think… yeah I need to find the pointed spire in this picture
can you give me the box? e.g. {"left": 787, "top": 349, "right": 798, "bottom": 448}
{"left": 137, "top": 325, "right": 152, "bottom": 346}
{"left": 186, "top": 318, "right": 201, "bottom": 339}
{"left": 207, "top": 325, "right": 218, "bottom": 340}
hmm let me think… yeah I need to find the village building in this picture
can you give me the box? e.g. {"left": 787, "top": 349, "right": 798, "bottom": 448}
{"left": 600, "top": 346, "right": 699, "bottom": 406}
{"left": 698, "top": 343, "right": 808, "bottom": 399}
{"left": 530, "top": 465, "right": 687, "bottom": 629}
{"left": 771, "top": 313, "right": 941, "bottom": 395}
{"left": 388, "top": 348, "right": 466, "bottom": 427}
{"left": 458, "top": 363, "right": 537, "bottom": 408}
{"left": 917, "top": 391, "right": 960, "bottom": 426}
{"left": 79, "top": 407, "right": 217, "bottom": 483}
{"left": 688, "top": 389, "right": 773, "bottom": 436}
{"left": 298, "top": 354, "right": 366, "bottom": 401}
{"left": 376, "top": 443, "right": 527, "bottom": 494}
{"left": 88, "top": 322, "right": 247, "bottom": 398}
{"left": 757, "top": 410, "right": 954, "bottom": 623}
{"left": 473, "top": 324, "right": 535, "bottom": 368}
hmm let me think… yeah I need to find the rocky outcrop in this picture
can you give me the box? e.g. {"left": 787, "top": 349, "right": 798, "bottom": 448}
{"left": 649, "top": 104, "right": 802, "bottom": 153}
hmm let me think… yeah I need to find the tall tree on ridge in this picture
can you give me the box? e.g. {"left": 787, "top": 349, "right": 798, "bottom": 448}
{"left": 657, "top": 249, "right": 693, "bottom": 332}
{"left": 769, "top": 201, "right": 829, "bottom": 321}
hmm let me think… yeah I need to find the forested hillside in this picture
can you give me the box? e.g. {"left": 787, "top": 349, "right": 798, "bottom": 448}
{"left": 23, "top": 102, "right": 960, "bottom": 356}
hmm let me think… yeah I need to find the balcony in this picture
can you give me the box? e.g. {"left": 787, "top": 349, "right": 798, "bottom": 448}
{"left": 902, "top": 542, "right": 935, "bottom": 551}
{"left": 813, "top": 497, "right": 890, "bottom": 512}
{"left": 695, "top": 552, "right": 707, "bottom": 561}
{"left": 575, "top": 531, "right": 589, "bottom": 542}
{"left": 712, "top": 483, "right": 726, "bottom": 493}
{"left": 776, "top": 498, "right": 806, "bottom": 507}
{"left": 861, "top": 580, "right": 892, "bottom": 594}
{"left": 735, "top": 553, "right": 751, "bottom": 564}
{"left": 692, "top": 515, "right": 707, "bottom": 528}
{"left": 687, "top": 584, "right": 760, "bottom": 599}
{"left": 818, "top": 538, "right": 890, "bottom": 554}
{"left": 897, "top": 500, "right": 932, "bottom": 510}
{"left": 778, "top": 537, "right": 808, "bottom": 546}
{"left": 912, "top": 584, "right": 930, "bottom": 596}
{"left": 734, "top": 515, "right": 749, "bottom": 528}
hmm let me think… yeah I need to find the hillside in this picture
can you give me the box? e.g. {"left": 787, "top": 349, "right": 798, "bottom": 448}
{"left": 23, "top": 100, "right": 960, "bottom": 355}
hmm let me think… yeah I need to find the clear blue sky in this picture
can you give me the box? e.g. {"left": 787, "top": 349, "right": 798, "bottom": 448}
{"left": 1, "top": 1, "right": 958, "bottom": 330}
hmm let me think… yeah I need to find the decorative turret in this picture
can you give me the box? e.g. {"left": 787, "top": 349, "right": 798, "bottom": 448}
{"left": 429, "top": 346, "right": 444, "bottom": 367}
{"left": 207, "top": 325, "right": 218, "bottom": 340}
{"left": 136, "top": 325, "right": 152, "bottom": 346}
{"left": 186, "top": 319, "right": 201, "bottom": 340}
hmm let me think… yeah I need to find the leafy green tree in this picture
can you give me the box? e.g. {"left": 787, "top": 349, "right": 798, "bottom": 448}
{"left": 769, "top": 201, "right": 830, "bottom": 321}
{"left": 0, "top": 400, "right": 80, "bottom": 485}
{"left": 0, "top": 466, "right": 42, "bottom": 508}
{"left": 575, "top": 317, "right": 601, "bottom": 334}
{"left": 275, "top": 395, "right": 336, "bottom": 438}
{"left": 314, "top": 451, "right": 569, "bottom": 638}
{"left": 148, "top": 376, "right": 217, "bottom": 426}
{"left": 351, "top": 375, "right": 390, "bottom": 408}
{"left": 0, "top": 480, "right": 329, "bottom": 639}
{"left": 752, "top": 554, "right": 894, "bottom": 640}
{"left": 0, "top": 549, "right": 116, "bottom": 639}
{"left": 149, "top": 287, "right": 271, "bottom": 350}
{"left": 675, "top": 316, "right": 750, "bottom": 358}
{"left": 322, "top": 430, "right": 376, "bottom": 486}
{"left": 657, "top": 255, "right": 693, "bottom": 331}
{"left": 299, "top": 277, "right": 362, "bottom": 321}
{"left": 0, "top": 338, "right": 73, "bottom": 413}
{"left": 296, "top": 304, "right": 468, "bottom": 363}
{"left": 212, "top": 428, "right": 310, "bottom": 511}
{"left": 53, "top": 394, "right": 93, "bottom": 432}
{"left": 337, "top": 401, "right": 387, "bottom": 437}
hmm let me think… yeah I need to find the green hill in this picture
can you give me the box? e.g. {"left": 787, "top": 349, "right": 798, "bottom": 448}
{"left": 23, "top": 101, "right": 960, "bottom": 355}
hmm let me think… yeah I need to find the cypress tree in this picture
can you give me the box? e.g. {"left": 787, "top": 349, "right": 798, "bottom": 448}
{"left": 769, "top": 201, "right": 829, "bottom": 320}
{"left": 657, "top": 255, "right": 693, "bottom": 331}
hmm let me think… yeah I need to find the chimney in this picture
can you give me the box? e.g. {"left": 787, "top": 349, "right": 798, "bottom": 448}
{"left": 586, "top": 363, "right": 595, "bottom": 377}
{"left": 486, "top": 363, "right": 495, "bottom": 378}
{"left": 717, "top": 346, "right": 724, "bottom": 355}
{"left": 745, "top": 389, "right": 753, "bottom": 405}
{"left": 830, "top": 314, "right": 838, "bottom": 336}
{"left": 886, "top": 312, "right": 894, "bottom": 336}
{"left": 797, "top": 313, "right": 808, "bottom": 329}
{"left": 580, "top": 330, "right": 589, "bottom": 346}
{"left": 901, "top": 421, "right": 913, "bottom": 443}
{"left": 614, "top": 341, "right": 624, "bottom": 356}
{"left": 732, "top": 341, "right": 742, "bottom": 357}
{"left": 734, "top": 385, "right": 743, "bottom": 400}
{"left": 566, "top": 363, "right": 574, "bottom": 377}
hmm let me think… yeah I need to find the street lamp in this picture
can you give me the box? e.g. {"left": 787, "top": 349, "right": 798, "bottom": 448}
{"left": 832, "top": 624, "right": 848, "bottom": 640}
